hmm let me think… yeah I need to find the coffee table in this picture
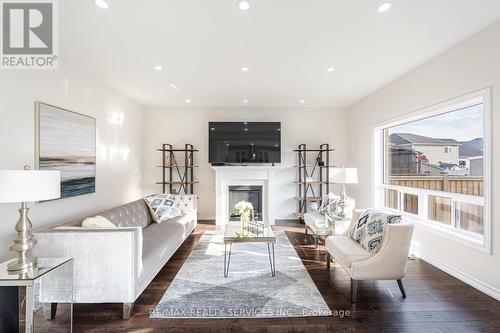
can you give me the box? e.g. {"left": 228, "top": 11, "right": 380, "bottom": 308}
{"left": 223, "top": 221, "right": 276, "bottom": 278}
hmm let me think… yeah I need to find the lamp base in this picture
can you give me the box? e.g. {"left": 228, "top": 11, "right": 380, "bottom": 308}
{"left": 7, "top": 202, "right": 37, "bottom": 273}
{"left": 7, "top": 257, "right": 37, "bottom": 272}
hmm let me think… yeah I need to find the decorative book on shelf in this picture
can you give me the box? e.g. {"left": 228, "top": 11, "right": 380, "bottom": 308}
{"left": 157, "top": 144, "right": 199, "bottom": 195}
{"left": 294, "top": 143, "right": 334, "bottom": 221}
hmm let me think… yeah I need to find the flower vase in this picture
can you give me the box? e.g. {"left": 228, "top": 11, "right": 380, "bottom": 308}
{"left": 240, "top": 210, "right": 252, "bottom": 235}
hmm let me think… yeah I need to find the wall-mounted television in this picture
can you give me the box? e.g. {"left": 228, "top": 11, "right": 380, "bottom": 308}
{"left": 209, "top": 122, "right": 281, "bottom": 165}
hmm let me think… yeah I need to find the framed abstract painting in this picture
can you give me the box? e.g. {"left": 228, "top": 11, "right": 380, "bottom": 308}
{"left": 35, "top": 102, "right": 96, "bottom": 199}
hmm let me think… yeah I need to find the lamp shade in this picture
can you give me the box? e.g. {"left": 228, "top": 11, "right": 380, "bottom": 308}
{"left": 0, "top": 170, "right": 61, "bottom": 203}
{"left": 329, "top": 168, "right": 358, "bottom": 184}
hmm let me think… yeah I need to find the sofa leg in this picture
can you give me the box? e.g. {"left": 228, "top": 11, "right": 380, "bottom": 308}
{"left": 326, "top": 252, "right": 331, "bottom": 269}
{"left": 397, "top": 279, "right": 407, "bottom": 298}
{"left": 351, "top": 279, "right": 358, "bottom": 303}
{"left": 123, "top": 302, "right": 134, "bottom": 320}
{"left": 43, "top": 303, "right": 57, "bottom": 320}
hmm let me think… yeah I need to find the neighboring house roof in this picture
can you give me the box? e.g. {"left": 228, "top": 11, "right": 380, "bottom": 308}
{"left": 438, "top": 162, "right": 460, "bottom": 170}
{"left": 459, "top": 138, "right": 483, "bottom": 158}
{"left": 389, "top": 133, "right": 461, "bottom": 146}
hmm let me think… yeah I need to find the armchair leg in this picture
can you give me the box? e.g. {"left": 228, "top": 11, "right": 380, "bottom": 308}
{"left": 397, "top": 279, "right": 406, "bottom": 298}
{"left": 305, "top": 227, "right": 308, "bottom": 235}
{"left": 351, "top": 279, "right": 358, "bottom": 303}
{"left": 123, "top": 302, "right": 134, "bottom": 320}
{"left": 326, "top": 252, "right": 331, "bottom": 269}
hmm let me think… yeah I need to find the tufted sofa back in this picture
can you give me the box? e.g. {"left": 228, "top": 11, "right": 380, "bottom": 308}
{"left": 98, "top": 199, "right": 153, "bottom": 228}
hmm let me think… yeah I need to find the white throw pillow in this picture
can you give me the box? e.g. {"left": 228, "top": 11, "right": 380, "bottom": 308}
{"left": 82, "top": 216, "right": 117, "bottom": 229}
{"left": 144, "top": 194, "right": 182, "bottom": 223}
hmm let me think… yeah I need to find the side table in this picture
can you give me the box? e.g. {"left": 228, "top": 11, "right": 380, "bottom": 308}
{"left": 0, "top": 258, "right": 74, "bottom": 333}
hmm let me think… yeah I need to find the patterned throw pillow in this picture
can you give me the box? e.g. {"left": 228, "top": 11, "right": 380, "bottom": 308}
{"left": 144, "top": 194, "right": 182, "bottom": 223}
{"left": 349, "top": 209, "right": 401, "bottom": 253}
{"left": 317, "top": 193, "right": 340, "bottom": 219}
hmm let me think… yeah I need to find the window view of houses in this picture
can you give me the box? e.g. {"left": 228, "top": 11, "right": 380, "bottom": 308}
{"left": 383, "top": 103, "right": 484, "bottom": 235}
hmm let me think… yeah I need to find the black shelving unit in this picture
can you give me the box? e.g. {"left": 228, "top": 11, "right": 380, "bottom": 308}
{"left": 156, "top": 144, "right": 199, "bottom": 194}
{"left": 293, "top": 143, "right": 334, "bottom": 221}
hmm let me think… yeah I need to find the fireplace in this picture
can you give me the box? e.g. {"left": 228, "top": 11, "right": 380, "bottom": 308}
{"left": 212, "top": 165, "right": 276, "bottom": 225}
{"left": 228, "top": 185, "right": 263, "bottom": 221}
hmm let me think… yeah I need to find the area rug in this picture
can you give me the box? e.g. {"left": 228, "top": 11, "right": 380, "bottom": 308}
{"left": 150, "top": 231, "right": 332, "bottom": 318}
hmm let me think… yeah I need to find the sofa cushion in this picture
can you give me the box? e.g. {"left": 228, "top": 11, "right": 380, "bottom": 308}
{"left": 99, "top": 200, "right": 153, "bottom": 228}
{"left": 304, "top": 212, "right": 331, "bottom": 235}
{"left": 349, "top": 209, "right": 401, "bottom": 253}
{"left": 326, "top": 235, "right": 372, "bottom": 268}
{"left": 144, "top": 194, "right": 182, "bottom": 223}
{"left": 141, "top": 214, "right": 196, "bottom": 280}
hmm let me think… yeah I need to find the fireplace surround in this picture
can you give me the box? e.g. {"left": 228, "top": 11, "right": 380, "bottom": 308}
{"left": 211, "top": 166, "right": 276, "bottom": 225}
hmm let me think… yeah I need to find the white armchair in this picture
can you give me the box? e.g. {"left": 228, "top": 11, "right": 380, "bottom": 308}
{"left": 304, "top": 196, "right": 355, "bottom": 247}
{"left": 325, "top": 209, "right": 414, "bottom": 303}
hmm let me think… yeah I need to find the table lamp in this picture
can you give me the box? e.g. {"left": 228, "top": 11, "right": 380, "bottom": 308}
{"left": 0, "top": 167, "right": 60, "bottom": 272}
{"left": 329, "top": 167, "right": 358, "bottom": 217}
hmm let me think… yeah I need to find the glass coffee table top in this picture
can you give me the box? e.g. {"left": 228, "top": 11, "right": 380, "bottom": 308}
{"left": 222, "top": 221, "right": 276, "bottom": 278}
{"left": 223, "top": 221, "right": 276, "bottom": 243}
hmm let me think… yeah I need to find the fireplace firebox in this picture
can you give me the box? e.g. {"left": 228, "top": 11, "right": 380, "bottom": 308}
{"left": 228, "top": 185, "right": 263, "bottom": 221}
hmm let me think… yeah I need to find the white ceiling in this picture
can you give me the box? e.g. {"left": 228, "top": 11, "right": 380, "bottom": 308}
{"left": 60, "top": 0, "right": 500, "bottom": 108}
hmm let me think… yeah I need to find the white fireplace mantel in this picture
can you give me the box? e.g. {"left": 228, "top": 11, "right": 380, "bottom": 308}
{"left": 211, "top": 166, "right": 277, "bottom": 225}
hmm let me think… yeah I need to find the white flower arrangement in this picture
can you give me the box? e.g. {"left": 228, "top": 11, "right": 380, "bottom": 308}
{"left": 233, "top": 201, "right": 254, "bottom": 216}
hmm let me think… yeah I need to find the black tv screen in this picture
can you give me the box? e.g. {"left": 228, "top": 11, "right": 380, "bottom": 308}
{"left": 209, "top": 122, "right": 281, "bottom": 164}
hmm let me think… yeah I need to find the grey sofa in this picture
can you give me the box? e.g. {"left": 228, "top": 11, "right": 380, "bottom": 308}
{"left": 33, "top": 195, "right": 197, "bottom": 319}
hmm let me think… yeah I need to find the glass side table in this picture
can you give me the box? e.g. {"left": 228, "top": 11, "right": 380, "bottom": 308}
{"left": 0, "top": 258, "right": 74, "bottom": 333}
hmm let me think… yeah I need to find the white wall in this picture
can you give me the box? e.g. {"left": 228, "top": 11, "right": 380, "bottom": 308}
{"left": 347, "top": 21, "right": 500, "bottom": 298}
{"left": 143, "top": 108, "right": 348, "bottom": 220}
{"left": 0, "top": 64, "right": 144, "bottom": 261}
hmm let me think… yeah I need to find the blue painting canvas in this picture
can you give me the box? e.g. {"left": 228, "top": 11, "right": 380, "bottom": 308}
{"left": 37, "top": 103, "right": 96, "bottom": 199}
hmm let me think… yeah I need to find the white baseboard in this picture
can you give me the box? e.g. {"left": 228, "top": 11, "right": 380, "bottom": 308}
{"left": 411, "top": 246, "right": 500, "bottom": 301}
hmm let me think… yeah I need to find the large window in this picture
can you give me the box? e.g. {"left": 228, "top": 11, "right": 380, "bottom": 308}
{"left": 374, "top": 90, "right": 491, "bottom": 252}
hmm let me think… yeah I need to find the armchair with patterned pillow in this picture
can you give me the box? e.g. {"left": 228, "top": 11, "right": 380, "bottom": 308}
{"left": 325, "top": 209, "right": 414, "bottom": 303}
{"left": 303, "top": 193, "right": 355, "bottom": 247}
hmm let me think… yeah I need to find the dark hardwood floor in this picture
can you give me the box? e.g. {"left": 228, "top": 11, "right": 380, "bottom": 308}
{"left": 69, "top": 221, "right": 499, "bottom": 333}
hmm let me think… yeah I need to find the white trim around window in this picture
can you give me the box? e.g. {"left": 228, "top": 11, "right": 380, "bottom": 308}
{"left": 372, "top": 88, "right": 492, "bottom": 254}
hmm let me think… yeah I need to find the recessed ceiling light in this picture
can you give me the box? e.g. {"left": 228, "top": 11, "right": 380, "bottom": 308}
{"left": 154, "top": 65, "right": 163, "bottom": 71}
{"left": 169, "top": 84, "right": 180, "bottom": 93}
{"left": 300, "top": 99, "right": 306, "bottom": 104}
{"left": 243, "top": 99, "right": 249, "bottom": 103}
{"left": 244, "top": 128, "right": 248, "bottom": 131}
{"left": 238, "top": 0, "right": 250, "bottom": 11}
{"left": 327, "top": 67, "right": 335, "bottom": 72}
{"left": 377, "top": 2, "right": 392, "bottom": 12}
{"left": 95, "top": 0, "right": 109, "bottom": 9}
{"left": 185, "top": 99, "right": 191, "bottom": 103}
{"left": 241, "top": 66, "right": 249, "bottom": 72}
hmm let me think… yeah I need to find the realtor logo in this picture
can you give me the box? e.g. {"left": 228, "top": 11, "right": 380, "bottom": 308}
{"left": 1, "top": 0, "right": 58, "bottom": 69}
